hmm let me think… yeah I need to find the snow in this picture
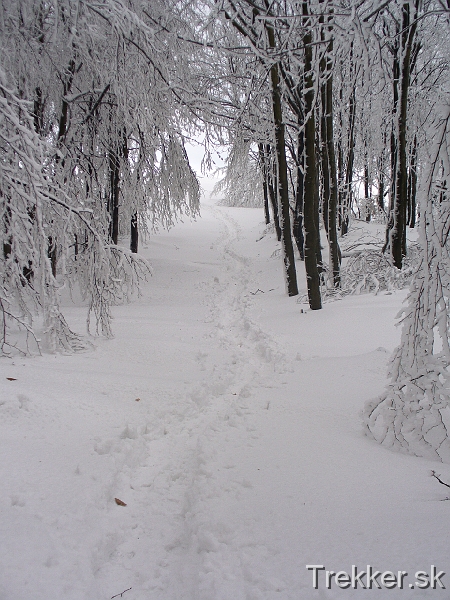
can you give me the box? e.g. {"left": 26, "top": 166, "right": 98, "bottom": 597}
{"left": 1, "top": 203, "right": 449, "bottom": 600}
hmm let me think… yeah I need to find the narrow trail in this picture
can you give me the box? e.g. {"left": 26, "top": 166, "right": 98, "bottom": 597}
{"left": 161, "top": 206, "right": 293, "bottom": 599}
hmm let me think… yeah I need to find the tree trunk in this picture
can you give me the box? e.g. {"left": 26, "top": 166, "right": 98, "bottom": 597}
{"left": 108, "top": 147, "right": 120, "bottom": 245}
{"left": 325, "top": 76, "right": 341, "bottom": 284}
{"left": 341, "top": 83, "right": 355, "bottom": 236}
{"left": 407, "top": 134, "right": 417, "bottom": 227}
{"left": 364, "top": 162, "right": 371, "bottom": 222}
{"left": 391, "top": 1, "right": 418, "bottom": 268}
{"left": 267, "top": 155, "right": 282, "bottom": 241}
{"left": 266, "top": 23, "right": 298, "bottom": 297}
{"left": 293, "top": 127, "right": 305, "bottom": 260}
{"left": 319, "top": 5, "right": 341, "bottom": 286}
{"left": 130, "top": 213, "right": 138, "bottom": 253}
{"left": 258, "top": 143, "right": 271, "bottom": 225}
{"left": 378, "top": 136, "right": 387, "bottom": 212}
{"left": 302, "top": 0, "right": 322, "bottom": 309}
{"left": 320, "top": 79, "right": 330, "bottom": 235}
{"left": 57, "top": 59, "right": 76, "bottom": 146}
{"left": 48, "top": 236, "right": 57, "bottom": 278}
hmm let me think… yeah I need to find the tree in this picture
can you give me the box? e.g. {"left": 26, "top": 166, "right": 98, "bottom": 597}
{"left": 219, "top": 0, "right": 299, "bottom": 296}
{"left": 213, "top": 137, "right": 264, "bottom": 207}
{"left": 301, "top": 0, "right": 323, "bottom": 308}
{"left": 0, "top": 66, "right": 149, "bottom": 352}
{"left": 319, "top": 0, "right": 341, "bottom": 287}
{"left": 0, "top": 0, "right": 200, "bottom": 353}
{"left": 389, "top": 0, "right": 421, "bottom": 269}
{"left": 363, "top": 101, "right": 450, "bottom": 462}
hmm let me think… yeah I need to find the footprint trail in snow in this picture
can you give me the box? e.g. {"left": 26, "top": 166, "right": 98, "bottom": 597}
{"left": 2, "top": 205, "right": 448, "bottom": 600}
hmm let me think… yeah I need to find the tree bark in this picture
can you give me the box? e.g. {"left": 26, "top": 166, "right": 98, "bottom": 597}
{"left": 293, "top": 127, "right": 305, "bottom": 260}
{"left": 319, "top": 4, "right": 341, "bottom": 286}
{"left": 258, "top": 143, "right": 271, "bottom": 225}
{"left": 267, "top": 152, "right": 282, "bottom": 240}
{"left": 108, "top": 146, "right": 120, "bottom": 245}
{"left": 130, "top": 213, "right": 138, "bottom": 253}
{"left": 407, "top": 134, "right": 417, "bottom": 227}
{"left": 266, "top": 23, "right": 298, "bottom": 296}
{"left": 302, "top": 0, "right": 322, "bottom": 309}
{"left": 391, "top": 1, "right": 418, "bottom": 268}
{"left": 364, "top": 162, "right": 371, "bottom": 221}
{"left": 341, "top": 83, "right": 355, "bottom": 236}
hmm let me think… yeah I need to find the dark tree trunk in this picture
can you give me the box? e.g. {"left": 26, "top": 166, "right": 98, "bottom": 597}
{"left": 340, "top": 72, "right": 355, "bottom": 236}
{"left": 108, "top": 147, "right": 120, "bottom": 245}
{"left": 319, "top": 7, "right": 341, "bottom": 286}
{"left": 302, "top": 0, "right": 322, "bottom": 309}
{"left": 313, "top": 132, "right": 323, "bottom": 271}
{"left": 48, "top": 236, "right": 57, "bottom": 278}
{"left": 325, "top": 74, "right": 341, "bottom": 284}
{"left": 364, "top": 162, "right": 371, "bottom": 222}
{"left": 3, "top": 203, "right": 12, "bottom": 261}
{"left": 337, "top": 80, "right": 345, "bottom": 229}
{"left": 378, "top": 172, "right": 385, "bottom": 212}
{"left": 407, "top": 134, "right": 417, "bottom": 227}
{"left": 267, "top": 146, "right": 282, "bottom": 241}
{"left": 383, "top": 24, "right": 400, "bottom": 255}
{"left": 391, "top": 1, "right": 418, "bottom": 268}
{"left": 33, "top": 87, "right": 44, "bottom": 134}
{"left": 130, "top": 213, "right": 139, "bottom": 253}
{"left": 57, "top": 59, "right": 76, "bottom": 146}
{"left": 378, "top": 135, "right": 387, "bottom": 212}
{"left": 320, "top": 81, "right": 330, "bottom": 235}
{"left": 266, "top": 23, "right": 298, "bottom": 297}
{"left": 390, "top": 49, "right": 400, "bottom": 209}
{"left": 258, "top": 143, "right": 271, "bottom": 225}
{"left": 293, "top": 128, "right": 305, "bottom": 260}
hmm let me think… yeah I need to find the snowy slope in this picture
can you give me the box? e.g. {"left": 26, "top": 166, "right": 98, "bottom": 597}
{"left": 1, "top": 204, "right": 449, "bottom": 600}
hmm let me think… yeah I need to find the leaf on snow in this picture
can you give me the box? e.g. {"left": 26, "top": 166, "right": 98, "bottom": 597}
{"left": 115, "top": 498, "right": 127, "bottom": 506}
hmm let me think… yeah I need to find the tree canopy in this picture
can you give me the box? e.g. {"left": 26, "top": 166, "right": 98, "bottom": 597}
{"left": 1, "top": 0, "right": 449, "bottom": 359}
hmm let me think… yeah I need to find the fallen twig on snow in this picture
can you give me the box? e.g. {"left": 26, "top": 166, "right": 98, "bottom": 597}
{"left": 111, "top": 587, "right": 132, "bottom": 599}
{"left": 250, "top": 288, "right": 275, "bottom": 295}
{"left": 431, "top": 470, "right": 450, "bottom": 489}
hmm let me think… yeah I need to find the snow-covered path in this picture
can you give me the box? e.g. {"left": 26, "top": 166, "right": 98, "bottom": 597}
{"left": 1, "top": 205, "right": 450, "bottom": 599}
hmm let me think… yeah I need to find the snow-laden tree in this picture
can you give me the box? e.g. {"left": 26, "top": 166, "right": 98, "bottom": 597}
{"left": 363, "top": 100, "right": 450, "bottom": 462}
{"left": 0, "top": 66, "right": 150, "bottom": 352}
{"left": 0, "top": 67, "right": 74, "bottom": 353}
{"left": 0, "top": 0, "right": 200, "bottom": 353}
{"left": 212, "top": 0, "right": 301, "bottom": 297}
{"left": 214, "top": 138, "right": 264, "bottom": 207}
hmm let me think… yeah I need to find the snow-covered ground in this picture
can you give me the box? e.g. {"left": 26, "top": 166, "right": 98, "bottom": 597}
{"left": 1, "top": 204, "right": 449, "bottom": 600}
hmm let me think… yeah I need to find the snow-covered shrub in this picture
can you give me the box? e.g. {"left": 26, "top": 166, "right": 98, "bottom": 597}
{"left": 296, "top": 242, "right": 419, "bottom": 306}
{"left": 340, "top": 245, "right": 420, "bottom": 295}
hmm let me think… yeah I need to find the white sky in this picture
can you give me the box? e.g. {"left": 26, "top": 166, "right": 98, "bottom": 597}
{"left": 185, "top": 141, "right": 226, "bottom": 200}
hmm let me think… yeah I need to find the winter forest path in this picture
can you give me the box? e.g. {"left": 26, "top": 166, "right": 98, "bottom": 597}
{"left": 1, "top": 206, "right": 450, "bottom": 600}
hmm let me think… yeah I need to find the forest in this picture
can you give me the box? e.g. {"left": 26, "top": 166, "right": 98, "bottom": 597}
{"left": 1, "top": 0, "right": 450, "bottom": 488}
{"left": 2, "top": 2, "right": 450, "bottom": 596}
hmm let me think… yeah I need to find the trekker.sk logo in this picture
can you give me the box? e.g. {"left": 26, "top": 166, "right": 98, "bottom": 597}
{"left": 306, "top": 565, "right": 446, "bottom": 590}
